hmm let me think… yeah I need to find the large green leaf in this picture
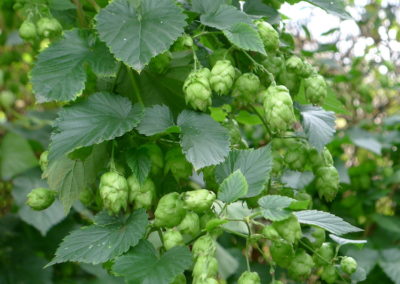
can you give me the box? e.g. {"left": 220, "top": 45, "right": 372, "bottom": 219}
{"left": 0, "top": 133, "right": 38, "bottom": 180}
{"left": 223, "top": 23, "right": 266, "bottom": 55}
{"left": 215, "top": 145, "right": 272, "bottom": 197}
{"left": 12, "top": 169, "right": 65, "bottom": 236}
{"left": 137, "top": 105, "right": 176, "bottom": 136}
{"left": 258, "top": 195, "right": 295, "bottom": 221}
{"left": 243, "top": 0, "right": 279, "bottom": 23}
{"left": 49, "top": 92, "right": 143, "bottom": 161}
{"left": 45, "top": 144, "right": 108, "bottom": 213}
{"left": 31, "top": 30, "right": 117, "bottom": 103}
{"left": 191, "top": 0, "right": 228, "bottom": 13}
{"left": 379, "top": 249, "right": 400, "bottom": 284}
{"left": 48, "top": 209, "right": 148, "bottom": 266}
{"left": 294, "top": 210, "right": 363, "bottom": 235}
{"left": 218, "top": 170, "right": 248, "bottom": 203}
{"left": 126, "top": 148, "right": 152, "bottom": 186}
{"left": 299, "top": 105, "right": 336, "bottom": 151}
{"left": 177, "top": 110, "right": 230, "bottom": 170}
{"left": 113, "top": 240, "right": 192, "bottom": 284}
{"left": 305, "top": 0, "right": 351, "bottom": 19}
{"left": 96, "top": 0, "right": 187, "bottom": 71}
{"left": 200, "top": 4, "right": 252, "bottom": 30}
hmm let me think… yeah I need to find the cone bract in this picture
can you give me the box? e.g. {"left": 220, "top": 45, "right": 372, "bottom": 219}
{"left": 232, "top": 73, "right": 260, "bottom": 103}
{"left": 304, "top": 74, "right": 327, "bottom": 105}
{"left": 210, "top": 60, "right": 236, "bottom": 95}
{"left": 163, "top": 229, "right": 184, "bottom": 250}
{"left": 127, "top": 175, "right": 155, "bottom": 209}
{"left": 26, "top": 187, "right": 56, "bottom": 211}
{"left": 164, "top": 147, "right": 192, "bottom": 181}
{"left": 238, "top": 271, "right": 261, "bottom": 284}
{"left": 256, "top": 21, "right": 279, "bottom": 51}
{"left": 315, "top": 166, "right": 339, "bottom": 202}
{"left": 183, "top": 68, "right": 212, "bottom": 111}
{"left": 99, "top": 172, "right": 129, "bottom": 214}
{"left": 154, "top": 192, "right": 186, "bottom": 227}
{"left": 183, "top": 189, "right": 216, "bottom": 213}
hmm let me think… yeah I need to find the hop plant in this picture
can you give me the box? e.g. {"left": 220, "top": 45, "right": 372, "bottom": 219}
{"left": 273, "top": 214, "right": 302, "bottom": 244}
{"left": 170, "top": 274, "right": 186, "bottom": 284}
{"left": 301, "top": 61, "right": 316, "bottom": 78}
{"left": 182, "top": 189, "right": 216, "bottom": 213}
{"left": 304, "top": 226, "right": 325, "bottom": 249}
{"left": 277, "top": 70, "right": 300, "bottom": 95}
{"left": 315, "top": 166, "right": 339, "bottom": 202}
{"left": 163, "top": 229, "right": 184, "bottom": 250}
{"left": 177, "top": 211, "right": 200, "bottom": 236}
{"left": 0, "top": 90, "right": 16, "bottom": 109}
{"left": 192, "top": 234, "right": 216, "bottom": 259}
{"left": 341, "top": 256, "right": 357, "bottom": 274}
{"left": 99, "top": 172, "right": 129, "bottom": 215}
{"left": 164, "top": 147, "right": 192, "bottom": 181}
{"left": 154, "top": 192, "right": 186, "bottom": 227}
{"left": 209, "top": 60, "right": 236, "bottom": 95}
{"left": 304, "top": 74, "right": 328, "bottom": 105}
{"left": 36, "top": 17, "right": 62, "bottom": 37}
{"left": 263, "top": 85, "right": 296, "bottom": 133}
{"left": 19, "top": 21, "right": 37, "bottom": 40}
{"left": 283, "top": 139, "right": 310, "bottom": 171}
{"left": 183, "top": 68, "right": 212, "bottom": 111}
{"left": 127, "top": 175, "right": 156, "bottom": 209}
{"left": 288, "top": 249, "right": 314, "bottom": 279}
{"left": 26, "top": 188, "right": 56, "bottom": 211}
{"left": 255, "top": 21, "right": 279, "bottom": 51}
{"left": 231, "top": 73, "right": 261, "bottom": 104}
{"left": 285, "top": 56, "right": 304, "bottom": 76}
{"left": 238, "top": 271, "right": 261, "bottom": 284}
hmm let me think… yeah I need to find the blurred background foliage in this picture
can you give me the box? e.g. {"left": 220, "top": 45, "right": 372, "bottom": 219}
{"left": 0, "top": 0, "right": 399, "bottom": 283}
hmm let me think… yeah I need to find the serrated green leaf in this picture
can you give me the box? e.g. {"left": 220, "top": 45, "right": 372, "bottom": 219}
{"left": 294, "top": 210, "right": 363, "bottom": 235}
{"left": 31, "top": 30, "right": 117, "bottom": 103}
{"left": 126, "top": 148, "right": 152, "bottom": 185}
{"left": 49, "top": 92, "right": 143, "bottom": 162}
{"left": 218, "top": 170, "right": 248, "bottom": 203}
{"left": 48, "top": 209, "right": 148, "bottom": 266}
{"left": 177, "top": 110, "right": 230, "bottom": 170}
{"left": 96, "top": 0, "right": 187, "bottom": 71}
{"left": 323, "top": 88, "right": 350, "bottom": 115}
{"left": 191, "top": 0, "right": 227, "bottom": 13}
{"left": 281, "top": 170, "right": 314, "bottom": 190}
{"left": 305, "top": 0, "right": 351, "bottom": 19}
{"left": 137, "top": 105, "right": 176, "bottom": 136}
{"left": 348, "top": 128, "right": 382, "bottom": 155}
{"left": 12, "top": 169, "right": 65, "bottom": 236}
{"left": 200, "top": 4, "right": 252, "bottom": 30}
{"left": 223, "top": 23, "right": 266, "bottom": 55}
{"left": 235, "top": 110, "right": 262, "bottom": 125}
{"left": 299, "top": 105, "right": 336, "bottom": 151}
{"left": 329, "top": 234, "right": 367, "bottom": 247}
{"left": 215, "top": 145, "right": 272, "bottom": 197}
{"left": 243, "top": 0, "right": 279, "bottom": 22}
{"left": 46, "top": 144, "right": 108, "bottom": 213}
{"left": 258, "top": 195, "right": 295, "bottom": 221}
{"left": 379, "top": 248, "right": 400, "bottom": 284}
{"left": 0, "top": 133, "right": 38, "bottom": 180}
{"left": 113, "top": 240, "right": 192, "bottom": 284}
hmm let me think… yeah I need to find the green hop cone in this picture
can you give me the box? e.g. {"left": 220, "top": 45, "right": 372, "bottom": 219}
{"left": 303, "top": 226, "right": 325, "bottom": 249}
{"left": 238, "top": 271, "right": 261, "bottom": 284}
{"left": 232, "top": 73, "right": 260, "bottom": 104}
{"left": 256, "top": 21, "right": 279, "bottom": 51}
{"left": 309, "top": 147, "right": 333, "bottom": 170}
{"left": 19, "top": 21, "right": 37, "bottom": 40}
{"left": 183, "top": 68, "right": 212, "bottom": 111}
{"left": 26, "top": 188, "right": 56, "bottom": 211}
{"left": 172, "top": 35, "right": 193, "bottom": 51}
{"left": 341, "top": 256, "right": 357, "bottom": 274}
{"left": 163, "top": 229, "right": 184, "bottom": 250}
{"left": 0, "top": 90, "right": 16, "bottom": 109}
{"left": 170, "top": 274, "right": 186, "bottom": 284}
{"left": 320, "top": 265, "right": 338, "bottom": 284}
{"left": 272, "top": 151, "right": 284, "bottom": 176}
{"left": 301, "top": 61, "right": 316, "bottom": 78}
{"left": 193, "top": 255, "right": 218, "bottom": 279}
{"left": 263, "top": 85, "right": 296, "bottom": 133}
{"left": 304, "top": 74, "right": 327, "bottom": 105}
{"left": 273, "top": 214, "right": 302, "bottom": 244}
{"left": 192, "top": 234, "right": 216, "bottom": 259}
{"left": 37, "top": 17, "right": 62, "bottom": 37}
{"left": 313, "top": 242, "right": 335, "bottom": 266}
{"left": 148, "top": 51, "right": 172, "bottom": 74}
{"left": 177, "top": 211, "right": 200, "bottom": 236}
{"left": 262, "top": 225, "right": 281, "bottom": 241}
{"left": 79, "top": 187, "right": 94, "bottom": 207}
{"left": 154, "top": 192, "right": 186, "bottom": 227}
{"left": 270, "top": 240, "right": 294, "bottom": 268}
{"left": 139, "top": 143, "right": 164, "bottom": 175}
{"left": 288, "top": 249, "right": 314, "bottom": 280}
{"left": 315, "top": 166, "right": 339, "bottom": 202}
{"left": 286, "top": 56, "right": 305, "bottom": 76}
{"left": 164, "top": 147, "right": 192, "bottom": 181}
{"left": 283, "top": 139, "right": 309, "bottom": 171}
{"left": 277, "top": 69, "right": 300, "bottom": 95}
{"left": 99, "top": 172, "right": 129, "bottom": 215}
{"left": 183, "top": 189, "right": 216, "bottom": 213}
{"left": 39, "top": 151, "right": 49, "bottom": 172}
{"left": 127, "top": 175, "right": 156, "bottom": 209}
{"left": 209, "top": 60, "right": 236, "bottom": 95}
{"left": 261, "top": 52, "right": 284, "bottom": 76}
{"left": 209, "top": 48, "right": 235, "bottom": 67}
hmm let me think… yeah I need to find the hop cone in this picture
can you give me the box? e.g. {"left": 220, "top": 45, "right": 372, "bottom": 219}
{"left": 26, "top": 188, "right": 56, "bottom": 211}
{"left": 238, "top": 271, "right": 261, "bottom": 284}
{"left": 309, "top": 147, "right": 333, "bottom": 170}
{"left": 270, "top": 240, "right": 294, "bottom": 268}
{"left": 209, "top": 60, "right": 236, "bottom": 95}
{"left": 288, "top": 249, "right": 314, "bottom": 280}
{"left": 19, "top": 21, "right": 37, "bottom": 40}
{"left": 286, "top": 56, "right": 304, "bottom": 76}
{"left": 283, "top": 139, "right": 310, "bottom": 171}
{"left": 182, "top": 189, "right": 216, "bottom": 213}
{"left": 341, "top": 256, "right": 358, "bottom": 274}
{"left": 193, "top": 255, "right": 218, "bottom": 279}
{"left": 127, "top": 175, "right": 155, "bottom": 209}
{"left": 177, "top": 211, "right": 200, "bottom": 236}
{"left": 304, "top": 74, "right": 327, "bottom": 105}
{"left": 263, "top": 85, "right": 296, "bottom": 133}
{"left": 321, "top": 265, "right": 338, "bottom": 284}
{"left": 192, "top": 234, "right": 216, "bottom": 259}
{"left": 313, "top": 242, "right": 335, "bottom": 266}
{"left": 164, "top": 147, "right": 192, "bottom": 181}
{"left": 261, "top": 52, "right": 284, "bottom": 76}
{"left": 154, "top": 192, "right": 186, "bottom": 227}
{"left": 139, "top": 143, "right": 164, "bottom": 175}
{"left": 273, "top": 214, "right": 302, "bottom": 244}
{"left": 99, "top": 172, "right": 129, "bottom": 214}
{"left": 256, "top": 21, "right": 279, "bottom": 51}
{"left": 183, "top": 68, "right": 212, "bottom": 111}
{"left": 209, "top": 48, "right": 235, "bottom": 67}
{"left": 39, "top": 151, "right": 49, "bottom": 172}
{"left": 163, "top": 229, "right": 184, "bottom": 250}
{"left": 148, "top": 51, "right": 171, "bottom": 74}
{"left": 232, "top": 73, "right": 260, "bottom": 104}
{"left": 315, "top": 166, "right": 339, "bottom": 202}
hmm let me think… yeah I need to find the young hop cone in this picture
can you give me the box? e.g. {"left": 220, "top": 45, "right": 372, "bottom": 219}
{"left": 288, "top": 249, "right": 315, "bottom": 279}
{"left": 285, "top": 56, "right": 305, "bottom": 76}
{"left": 26, "top": 188, "right": 56, "bottom": 211}
{"left": 261, "top": 52, "right": 284, "bottom": 76}
{"left": 177, "top": 211, "right": 200, "bottom": 236}
{"left": 263, "top": 85, "right": 296, "bottom": 133}
{"left": 36, "top": 17, "right": 62, "bottom": 37}
{"left": 163, "top": 229, "right": 184, "bottom": 250}
{"left": 99, "top": 172, "right": 129, "bottom": 215}
{"left": 238, "top": 271, "right": 261, "bottom": 284}
{"left": 127, "top": 175, "right": 155, "bottom": 209}
{"left": 315, "top": 166, "right": 339, "bottom": 202}
{"left": 283, "top": 139, "right": 310, "bottom": 171}
{"left": 193, "top": 255, "right": 219, "bottom": 279}
{"left": 231, "top": 73, "right": 260, "bottom": 104}
{"left": 341, "top": 256, "right": 358, "bottom": 274}
{"left": 255, "top": 21, "right": 280, "bottom": 51}
{"left": 192, "top": 234, "right": 216, "bottom": 259}
{"left": 209, "top": 60, "right": 236, "bottom": 95}
{"left": 273, "top": 214, "right": 302, "bottom": 244}
{"left": 304, "top": 74, "right": 328, "bottom": 105}
{"left": 19, "top": 21, "right": 37, "bottom": 40}
{"left": 182, "top": 189, "right": 216, "bottom": 213}
{"left": 183, "top": 68, "right": 212, "bottom": 111}
{"left": 154, "top": 192, "right": 186, "bottom": 227}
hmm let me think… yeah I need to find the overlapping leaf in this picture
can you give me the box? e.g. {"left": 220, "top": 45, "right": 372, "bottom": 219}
{"left": 258, "top": 195, "right": 295, "bottom": 221}
{"left": 137, "top": 105, "right": 177, "bottom": 136}
{"left": 218, "top": 170, "right": 248, "bottom": 203}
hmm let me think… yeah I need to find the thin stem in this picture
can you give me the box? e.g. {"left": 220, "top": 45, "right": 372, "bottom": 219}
{"left": 126, "top": 65, "right": 144, "bottom": 106}
{"left": 221, "top": 227, "right": 248, "bottom": 239}
{"left": 242, "top": 51, "right": 275, "bottom": 85}
{"left": 87, "top": 0, "right": 100, "bottom": 12}
{"left": 249, "top": 105, "right": 272, "bottom": 137}
{"left": 245, "top": 219, "right": 252, "bottom": 271}
{"left": 192, "top": 31, "right": 222, "bottom": 39}
{"left": 72, "top": 0, "right": 87, "bottom": 28}
{"left": 191, "top": 45, "right": 200, "bottom": 70}
{"left": 109, "top": 141, "right": 117, "bottom": 171}
{"left": 218, "top": 203, "right": 228, "bottom": 217}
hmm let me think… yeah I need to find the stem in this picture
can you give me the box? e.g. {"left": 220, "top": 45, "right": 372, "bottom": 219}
{"left": 242, "top": 51, "right": 275, "bottom": 85}
{"left": 221, "top": 227, "right": 248, "bottom": 239}
{"left": 245, "top": 219, "right": 252, "bottom": 271}
{"left": 125, "top": 65, "right": 144, "bottom": 106}
{"left": 249, "top": 105, "right": 272, "bottom": 137}
{"left": 109, "top": 141, "right": 117, "bottom": 171}
{"left": 87, "top": 0, "right": 100, "bottom": 12}
{"left": 72, "top": 0, "right": 87, "bottom": 28}
{"left": 218, "top": 203, "right": 228, "bottom": 217}
{"left": 191, "top": 45, "right": 200, "bottom": 70}
{"left": 192, "top": 31, "right": 222, "bottom": 39}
